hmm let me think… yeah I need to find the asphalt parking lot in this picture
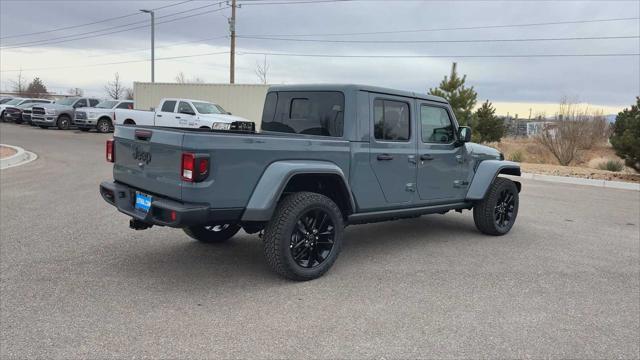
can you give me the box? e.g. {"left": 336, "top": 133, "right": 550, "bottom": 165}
{"left": 1, "top": 122, "right": 639, "bottom": 358}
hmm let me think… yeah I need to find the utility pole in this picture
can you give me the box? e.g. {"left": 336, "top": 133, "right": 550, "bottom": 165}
{"left": 229, "top": 0, "right": 237, "bottom": 84}
{"left": 140, "top": 9, "right": 155, "bottom": 83}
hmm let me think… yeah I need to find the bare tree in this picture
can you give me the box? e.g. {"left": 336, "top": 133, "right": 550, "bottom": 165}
{"left": 67, "top": 87, "right": 84, "bottom": 96}
{"left": 536, "top": 100, "right": 588, "bottom": 166}
{"left": 175, "top": 72, "right": 187, "bottom": 83}
{"left": 105, "top": 73, "right": 124, "bottom": 99}
{"left": 124, "top": 87, "right": 134, "bottom": 100}
{"left": 175, "top": 72, "right": 205, "bottom": 83}
{"left": 8, "top": 69, "right": 27, "bottom": 96}
{"left": 255, "top": 56, "right": 269, "bottom": 84}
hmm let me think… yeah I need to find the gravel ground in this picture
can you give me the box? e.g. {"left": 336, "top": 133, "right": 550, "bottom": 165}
{"left": 1, "top": 123, "right": 639, "bottom": 359}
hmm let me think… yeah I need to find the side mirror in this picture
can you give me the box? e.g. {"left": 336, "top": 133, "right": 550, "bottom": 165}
{"left": 457, "top": 126, "right": 472, "bottom": 144}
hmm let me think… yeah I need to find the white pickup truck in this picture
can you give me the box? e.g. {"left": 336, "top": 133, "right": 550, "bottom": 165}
{"left": 114, "top": 98, "right": 252, "bottom": 131}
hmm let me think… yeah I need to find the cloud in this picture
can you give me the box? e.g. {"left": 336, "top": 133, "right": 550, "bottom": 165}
{"left": 1, "top": 0, "right": 638, "bottom": 107}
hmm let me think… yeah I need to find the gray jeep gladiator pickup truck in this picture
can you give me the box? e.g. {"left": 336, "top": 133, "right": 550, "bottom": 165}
{"left": 100, "top": 84, "right": 521, "bottom": 280}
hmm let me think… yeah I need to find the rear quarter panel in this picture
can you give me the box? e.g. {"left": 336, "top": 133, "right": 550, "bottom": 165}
{"left": 181, "top": 133, "right": 351, "bottom": 208}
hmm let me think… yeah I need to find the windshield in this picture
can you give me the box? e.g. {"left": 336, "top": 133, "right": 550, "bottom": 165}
{"left": 0, "top": 98, "right": 14, "bottom": 104}
{"left": 56, "top": 98, "right": 78, "bottom": 106}
{"left": 4, "top": 99, "right": 22, "bottom": 105}
{"left": 192, "top": 102, "right": 223, "bottom": 114}
{"left": 95, "top": 100, "right": 118, "bottom": 109}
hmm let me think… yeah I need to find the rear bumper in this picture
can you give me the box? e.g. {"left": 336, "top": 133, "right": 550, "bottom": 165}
{"left": 99, "top": 181, "right": 243, "bottom": 228}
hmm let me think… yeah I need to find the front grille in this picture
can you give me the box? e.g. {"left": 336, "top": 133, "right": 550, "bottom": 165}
{"left": 6, "top": 107, "right": 20, "bottom": 114}
{"left": 75, "top": 111, "right": 86, "bottom": 120}
{"left": 23, "top": 109, "right": 32, "bottom": 114}
{"left": 22, "top": 114, "right": 31, "bottom": 121}
{"left": 32, "top": 107, "right": 45, "bottom": 115}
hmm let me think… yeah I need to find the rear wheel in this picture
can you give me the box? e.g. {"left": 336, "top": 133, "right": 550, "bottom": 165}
{"left": 97, "top": 118, "right": 112, "bottom": 133}
{"left": 263, "top": 192, "right": 344, "bottom": 281}
{"left": 473, "top": 177, "right": 519, "bottom": 235}
{"left": 57, "top": 115, "right": 71, "bottom": 130}
{"left": 183, "top": 224, "right": 241, "bottom": 243}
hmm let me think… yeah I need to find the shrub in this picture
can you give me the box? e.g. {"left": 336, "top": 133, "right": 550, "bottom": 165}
{"left": 537, "top": 100, "right": 589, "bottom": 166}
{"left": 610, "top": 97, "right": 640, "bottom": 171}
{"left": 597, "top": 160, "right": 624, "bottom": 172}
{"left": 509, "top": 150, "right": 524, "bottom": 162}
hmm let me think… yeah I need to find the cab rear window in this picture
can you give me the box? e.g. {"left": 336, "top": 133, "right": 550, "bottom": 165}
{"left": 261, "top": 91, "right": 344, "bottom": 137}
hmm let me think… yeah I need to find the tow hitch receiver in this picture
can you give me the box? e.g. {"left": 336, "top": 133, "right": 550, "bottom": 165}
{"left": 130, "top": 219, "right": 152, "bottom": 230}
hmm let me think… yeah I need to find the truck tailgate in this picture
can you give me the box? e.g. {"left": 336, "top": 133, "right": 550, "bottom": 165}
{"left": 113, "top": 126, "right": 184, "bottom": 200}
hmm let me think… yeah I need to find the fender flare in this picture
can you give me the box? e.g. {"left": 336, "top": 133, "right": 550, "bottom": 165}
{"left": 466, "top": 160, "right": 521, "bottom": 201}
{"left": 241, "top": 160, "right": 355, "bottom": 222}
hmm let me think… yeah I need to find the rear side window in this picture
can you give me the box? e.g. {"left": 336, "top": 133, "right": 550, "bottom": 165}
{"left": 373, "top": 99, "right": 410, "bottom": 141}
{"left": 262, "top": 91, "right": 344, "bottom": 137}
{"left": 116, "top": 102, "right": 134, "bottom": 109}
{"left": 74, "top": 99, "right": 88, "bottom": 108}
{"left": 89, "top": 99, "right": 100, "bottom": 107}
{"left": 161, "top": 100, "right": 176, "bottom": 112}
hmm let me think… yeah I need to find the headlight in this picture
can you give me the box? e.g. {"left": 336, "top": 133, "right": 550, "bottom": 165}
{"left": 45, "top": 109, "right": 57, "bottom": 115}
{"left": 211, "top": 122, "right": 231, "bottom": 131}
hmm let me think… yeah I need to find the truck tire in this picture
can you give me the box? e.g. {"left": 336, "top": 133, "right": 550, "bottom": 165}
{"left": 57, "top": 115, "right": 71, "bottom": 130}
{"left": 97, "top": 118, "right": 112, "bottom": 133}
{"left": 263, "top": 192, "right": 344, "bottom": 281}
{"left": 473, "top": 177, "right": 519, "bottom": 236}
{"left": 183, "top": 224, "right": 241, "bottom": 243}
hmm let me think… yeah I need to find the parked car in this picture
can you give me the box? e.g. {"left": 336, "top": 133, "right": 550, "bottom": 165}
{"left": 31, "top": 97, "right": 100, "bottom": 130}
{"left": 0, "top": 97, "right": 14, "bottom": 105}
{"left": 100, "top": 84, "right": 522, "bottom": 281}
{"left": 75, "top": 100, "right": 134, "bottom": 133}
{"left": 1, "top": 98, "right": 52, "bottom": 122}
{"left": 114, "top": 98, "right": 249, "bottom": 130}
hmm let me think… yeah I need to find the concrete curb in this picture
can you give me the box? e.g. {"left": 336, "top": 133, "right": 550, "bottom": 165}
{"left": 0, "top": 144, "right": 37, "bottom": 170}
{"left": 521, "top": 172, "right": 639, "bottom": 191}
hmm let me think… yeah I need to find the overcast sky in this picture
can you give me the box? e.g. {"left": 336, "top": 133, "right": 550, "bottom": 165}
{"left": 1, "top": 0, "right": 638, "bottom": 114}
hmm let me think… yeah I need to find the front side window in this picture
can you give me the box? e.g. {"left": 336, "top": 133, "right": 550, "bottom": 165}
{"left": 160, "top": 100, "right": 176, "bottom": 112}
{"left": 89, "top": 99, "right": 100, "bottom": 107}
{"left": 262, "top": 91, "right": 344, "bottom": 137}
{"left": 373, "top": 99, "right": 410, "bottom": 141}
{"left": 178, "top": 101, "right": 195, "bottom": 114}
{"left": 74, "top": 99, "right": 88, "bottom": 108}
{"left": 421, "top": 105, "right": 455, "bottom": 143}
{"left": 192, "top": 102, "right": 222, "bottom": 114}
{"left": 97, "top": 100, "right": 118, "bottom": 109}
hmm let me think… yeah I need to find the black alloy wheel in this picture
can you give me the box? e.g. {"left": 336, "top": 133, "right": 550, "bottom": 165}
{"left": 494, "top": 188, "right": 516, "bottom": 231}
{"left": 290, "top": 209, "right": 336, "bottom": 269}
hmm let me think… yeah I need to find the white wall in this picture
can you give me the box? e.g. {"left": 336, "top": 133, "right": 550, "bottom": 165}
{"left": 133, "top": 83, "right": 269, "bottom": 126}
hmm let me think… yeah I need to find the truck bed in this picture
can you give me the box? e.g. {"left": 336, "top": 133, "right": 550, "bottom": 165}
{"left": 112, "top": 125, "right": 351, "bottom": 208}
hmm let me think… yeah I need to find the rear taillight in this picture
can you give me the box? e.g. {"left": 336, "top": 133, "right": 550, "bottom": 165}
{"left": 181, "top": 152, "right": 209, "bottom": 182}
{"left": 106, "top": 139, "right": 115, "bottom": 162}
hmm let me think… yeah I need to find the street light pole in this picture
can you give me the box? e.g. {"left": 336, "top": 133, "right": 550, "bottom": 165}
{"left": 140, "top": 9, "right": 155, "bottom": 83}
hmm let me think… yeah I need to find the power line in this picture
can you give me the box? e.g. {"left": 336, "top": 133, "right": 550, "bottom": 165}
{"left": 240, "top": 17, "right": 639, "bottom": 37}
{"left": 0, "top": 51, "right": 231, "bottom": 73}
{"left": 237, "top": 51, "right": 640, "bottom": 58}
{"left": 1, "top": 5, "right": 231, "bottom": 49}
{"left": 238, "top": 34, "right": 640, "bottom": 43}
{"left": 87, "top": 36, "right": 229, "bottom": 58}
{"left": 0, "top": 0, "right": 193, "bottom": 40}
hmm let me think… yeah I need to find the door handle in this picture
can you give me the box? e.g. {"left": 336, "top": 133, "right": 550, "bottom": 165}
{"left": 377, "top": 154, "right": 394, "bottom": 161}
{"left": 420, "top": 154, "right": 434, "bottom": 161}
{"left": 157, "top": 114, "right": 162, "bottom": 117}
{"left": 175, "top": 116, "right": 181, "bottom": 119}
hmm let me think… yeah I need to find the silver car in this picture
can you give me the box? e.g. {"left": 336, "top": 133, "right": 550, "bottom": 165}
{"left": 75, "top": 100, "right": 134, "bottom": 133}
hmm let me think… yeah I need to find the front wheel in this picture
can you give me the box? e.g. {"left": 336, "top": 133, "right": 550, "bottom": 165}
{"left": 473, "top": 177, "right": 519, "bottom": 235}
{"left": 263, "top": 192, "right": 344, "bottom": 281}
{"left": 96, "top": 118, "right": 112, "bottom": 133}
{"left": 57, "top": 115, "right": 71, "bottom": 130}
{"left": 183, "top": 224, "right": 241, "bottom": 243}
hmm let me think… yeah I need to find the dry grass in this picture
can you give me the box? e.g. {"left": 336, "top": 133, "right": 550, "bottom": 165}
{"left": 489, "top": 137, "right": 639, "bottom": 182}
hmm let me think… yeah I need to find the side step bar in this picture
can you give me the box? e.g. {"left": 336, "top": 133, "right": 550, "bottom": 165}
{"left": 347, "top": 202, "right": 472, "bottom": 225}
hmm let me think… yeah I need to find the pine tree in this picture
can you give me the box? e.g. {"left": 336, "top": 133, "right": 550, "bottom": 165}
{"left": 428, "top": 62, "right": 477, "bottom": 126}
{"left": 610, "top": 97, "right": 640, "bottom": 171}
{"left": 474, "top": 100, "right": 505, "bottom": 143}
{"left": 26, "top": 77, "right": 47, "bottom": 97}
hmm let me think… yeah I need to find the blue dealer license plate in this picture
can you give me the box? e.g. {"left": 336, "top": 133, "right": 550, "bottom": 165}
{"left": 135, "top": 192, "right": 152, "bottom": 213}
